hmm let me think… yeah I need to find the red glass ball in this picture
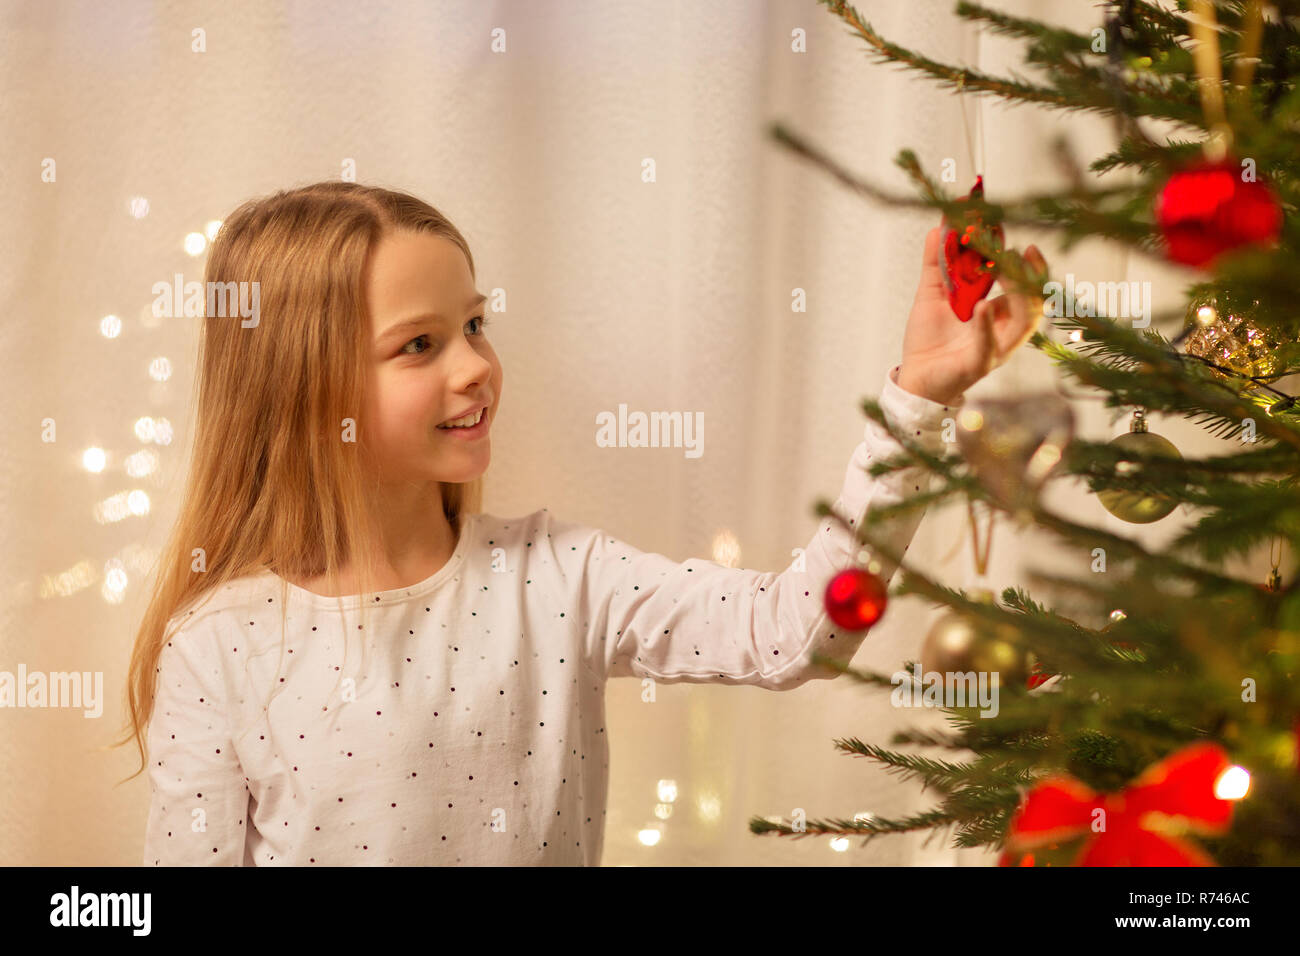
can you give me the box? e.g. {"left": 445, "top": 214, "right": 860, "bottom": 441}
{"left": 1155, "top": 158, "right": 1282, "bottom": 268}
{"left": 823, "top": 568, "right": 888, "bottom": 631}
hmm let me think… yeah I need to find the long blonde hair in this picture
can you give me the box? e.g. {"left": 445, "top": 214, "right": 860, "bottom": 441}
{"left": 115, "top": 181, "right": 482, "bottom": 779}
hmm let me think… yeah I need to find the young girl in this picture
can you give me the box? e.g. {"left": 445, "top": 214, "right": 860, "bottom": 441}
{"left": 122, "top": 181, "right": 1042, "bottom": 865}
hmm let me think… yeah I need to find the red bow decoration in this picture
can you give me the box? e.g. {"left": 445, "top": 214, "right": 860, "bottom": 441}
{"left": 999, "top": 743, "right": 1236, "bottom": 866}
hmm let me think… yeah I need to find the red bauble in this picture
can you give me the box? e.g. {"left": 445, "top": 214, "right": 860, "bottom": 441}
{"left": 939, "top": 175, "right": 1004, "bottom": 322}
{"left": 823, "top": 568, "right": 888, "bottom": 631}
{"left": 1155, "top": 157, "right": 1283, "bottom": 268}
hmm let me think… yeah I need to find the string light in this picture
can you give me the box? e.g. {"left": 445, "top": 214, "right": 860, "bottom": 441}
{"left": 1214, "top": 765, "right": 1251, "bottom": 801}
{"left": 81, "top": 448, "right": 107, "bottom": 473}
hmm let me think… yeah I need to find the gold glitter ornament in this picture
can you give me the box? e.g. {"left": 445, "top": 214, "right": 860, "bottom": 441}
{"left": 1183, "top": 296, "right": 1285, "bottom": 380}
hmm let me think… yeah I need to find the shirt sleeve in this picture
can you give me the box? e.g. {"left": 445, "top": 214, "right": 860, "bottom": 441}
{"left": 142, "top": 615, "right": 250, "bottom": 866}
{"left": 566, "top": 365, "right": 963, "bottom": 690}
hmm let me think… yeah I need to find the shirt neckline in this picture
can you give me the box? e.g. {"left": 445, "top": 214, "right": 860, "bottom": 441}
{"left": 268, "top": 512, "right": 477, "bottom": 610}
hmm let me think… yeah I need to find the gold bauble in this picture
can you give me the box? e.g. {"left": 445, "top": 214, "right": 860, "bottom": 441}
{"left": 920, "top": 589, "right": 1032, "bottom": 687}
{"left": 1096, "top": 429, "right": 1183, "bottom": 523}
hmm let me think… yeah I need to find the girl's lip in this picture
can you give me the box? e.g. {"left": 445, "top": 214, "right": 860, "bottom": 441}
{"left": 437, "top": 405, "right": 489, "bottom": 439}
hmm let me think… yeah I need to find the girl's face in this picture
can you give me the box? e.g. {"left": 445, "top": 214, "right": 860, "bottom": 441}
{"left": 361, "top": 229, "right": 502, "bottom": 485}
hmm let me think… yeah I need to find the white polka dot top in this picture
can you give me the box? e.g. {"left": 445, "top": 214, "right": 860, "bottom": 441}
{"left": 143, "top": 368, "right": 961, "bottom": 865}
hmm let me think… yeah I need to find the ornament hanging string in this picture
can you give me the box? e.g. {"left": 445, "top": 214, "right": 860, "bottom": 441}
{"left": 966, "top": 498, "right": 995, "bottom": 577}
{"left": 1188, "top": 0, "right": 1264, "bottom": 154}
{"left": 956, "top": 72, "right": 986, "bottom": 180}
{"left": 1233, "top": 0, "right": 1265, "bottom": 92}
{"left": 1188, "top": 0, "right": 1230, "bottom": 158}
{"left": 1188, "top": 0, "right": 1265, "bottom": 159}
{"left": 1267, "top": 534, "right": 1284, "bottom": 591}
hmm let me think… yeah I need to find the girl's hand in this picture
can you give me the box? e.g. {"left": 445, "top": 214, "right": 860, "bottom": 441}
{"left": 896, "top": 227, "right": 1047, "bottom": 406}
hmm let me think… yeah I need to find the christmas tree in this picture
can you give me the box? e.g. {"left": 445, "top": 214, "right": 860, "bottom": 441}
{"left": 752, "top": 0, "right": 1300, "bottom": 865}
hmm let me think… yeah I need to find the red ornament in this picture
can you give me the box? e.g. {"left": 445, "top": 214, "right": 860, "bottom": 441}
{"left": 999, "top": 743, "right": 1236, "bottom": 866}
{"left": 939, "top": 175, "right": 1004, "bottom": 321}
{"left": 1027, "top": 658, "right": 1053, "bottom": 689}
{"left": 1155, "top": 157, "right": 1283, "bottom": 268}
{"left": 823, "top": 568, "right": 887, "bottom": 631}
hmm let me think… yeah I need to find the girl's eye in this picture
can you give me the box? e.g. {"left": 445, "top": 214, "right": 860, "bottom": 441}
{"left": 400, "top": 334, "right": 432, "bottom": 356}
{"left": 399, "top": 315, "right": 490, "bottom": 356}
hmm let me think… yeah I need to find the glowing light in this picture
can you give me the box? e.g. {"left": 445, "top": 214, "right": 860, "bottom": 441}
{"left": 958, "top": 409, "right": 984, "bottom": 432}
{"left": 1196, "top": 305, "right": 1218, "bottom": 326}
{"left": 1109, "top": 609, "right": 1127, "bottom": 623}
{"left": 1068, "top": 329, "right": 1083, "bottom": 343}
{"left": 205, "top": 219, "right": 223, "bottom": 241}
{"left": 1027, "top": 443, "right": 1063, "bottom": 482}
{"left": 128, "top": 196, "right": 150, "bottom": 219}
{"left": 38, "top": 560, "right": 96, "bottom": 599}
{"left": 656, "top": 779, "right": 677, "bottom": 803}
{"left": 148, "top": 356, "right": 173, "bottom": 382}
{"left": 94, "top": 489, "right": 156, "bottom": 523}
{"left": 93, "top": 492, "right": 133, "bottom": 524}
{"left": 81, "top": 447, "right": 107, "bottom": 473}
{"left": 1214, "top": 765, "right": 1250, "bottom": 800}
{"left": 184, "top": 232, "right": 207, "bottom": 256}
{"left": 696, "top": 792, "right": 721, "bottom": 822}
{"left": 124, "top": 449, "right": 159, "bottom": 477}
{"left": 120, "top": 542, "right": 160, "bottom": 576}
{"left": 100, "top": 314, "right": 122, "bottom": 338}
{"left": 637, "top": 826, "right": 662, "bottom": 847}
{"left": 654, "top": 803, "right": 673, "bottom": 820}
{"left": 102, "top": 558, "right": 128, "bottom": 603}
{"left": 135, "top": 416, "right": 173, "bottom": 445}
{"left": 711, "top": 528, "right": 741, "bottom": 568}
{"left": 830, "top": 837, "right": 849, "bottom": 852}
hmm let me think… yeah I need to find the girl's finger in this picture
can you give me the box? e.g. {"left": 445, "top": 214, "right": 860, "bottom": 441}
{"left": 919, "top": 226, "right": 945, "bottom": 289}
{"left": 974, "top": 299, "right": 997, "bottom": 370}
{"left": 1023, "top": 244, "right": 1047, "bottom": 275}
{"left": 989, "top": 290, "right": 1035, "bottom": 357}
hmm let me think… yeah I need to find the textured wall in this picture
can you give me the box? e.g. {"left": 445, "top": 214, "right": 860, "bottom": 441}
{"left": 1, "top": 0, "right": 1218, "bottom": 866}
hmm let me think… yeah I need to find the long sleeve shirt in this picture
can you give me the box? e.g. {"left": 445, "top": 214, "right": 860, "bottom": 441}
{"left": 143, "top": 367, "right": 961, "bottom": 865}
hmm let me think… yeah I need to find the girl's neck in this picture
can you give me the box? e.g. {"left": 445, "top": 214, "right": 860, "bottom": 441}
{"left": 285, "top": 506, "right": 459, "bottom": 598}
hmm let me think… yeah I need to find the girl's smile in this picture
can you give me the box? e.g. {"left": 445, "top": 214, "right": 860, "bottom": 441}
{"left": 436, "top": 403, "right": 490, "bottom": 439}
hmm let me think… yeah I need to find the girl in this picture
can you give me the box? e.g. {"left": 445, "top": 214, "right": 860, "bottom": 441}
{"left": 121, "top": 181, "right": 1043, "bottom": 865}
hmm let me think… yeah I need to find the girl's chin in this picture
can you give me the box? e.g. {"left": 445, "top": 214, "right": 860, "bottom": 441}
{"left": 432, "top": 456, "right": 490, "bottom": 482}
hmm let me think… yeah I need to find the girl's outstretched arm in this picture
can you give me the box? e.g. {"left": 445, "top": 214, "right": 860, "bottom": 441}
{"left": 562, "top": 228, "right": 1044, "bottom": 689}
{"left": 557, "top": 365, "right": 959, "bottom": 690}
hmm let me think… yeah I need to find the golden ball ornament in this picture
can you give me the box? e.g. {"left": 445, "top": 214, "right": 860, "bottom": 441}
{"left": 1096, "top": 429, "right": 1183, "bottom": 523}
{"left": 920, "top": 590, "right": 1033, "bottom": 687}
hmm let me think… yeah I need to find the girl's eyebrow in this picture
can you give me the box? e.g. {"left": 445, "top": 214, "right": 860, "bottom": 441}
{"left": 376, "top": 292, "right": 488, "bottom": 346}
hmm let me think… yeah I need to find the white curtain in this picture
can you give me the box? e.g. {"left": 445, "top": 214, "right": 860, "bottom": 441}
{"left": 4, "top": 0, "right": 1211, "bottom": 866}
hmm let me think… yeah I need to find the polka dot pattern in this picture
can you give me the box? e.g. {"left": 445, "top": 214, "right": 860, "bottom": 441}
{"left": 141, "top": 372, "right": 948, "bottom": 865}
